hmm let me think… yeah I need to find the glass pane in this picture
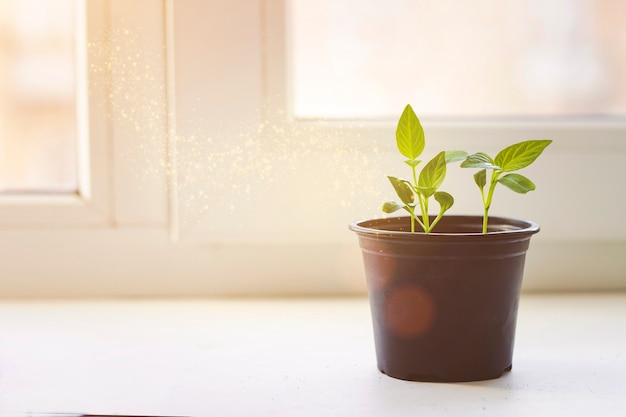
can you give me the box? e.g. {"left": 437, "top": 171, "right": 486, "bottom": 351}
{"left": 0, "top": 0, "right": 78, "bottom": 193}
{"left": 290, "top": 0, "right": 626, "bottom": 119}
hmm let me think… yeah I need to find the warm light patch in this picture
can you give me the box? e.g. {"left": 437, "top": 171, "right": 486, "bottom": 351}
{"left": 89, "top": 26, "right": 386, "bottom": 231}
{"left": 385, "top": 284, "right": 436, "bottom": 339}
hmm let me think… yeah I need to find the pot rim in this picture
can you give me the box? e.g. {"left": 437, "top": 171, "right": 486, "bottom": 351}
{"left": 349, "top": 215, "right": 539, "bottom": 239}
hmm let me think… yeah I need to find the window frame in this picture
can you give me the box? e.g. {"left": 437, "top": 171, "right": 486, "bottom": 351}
{"left": 0, "top": 0, "right": 623, "bottom": 297}
{"left": 173, "top": 0, "right": 626, "bottom": 292}
{"left": 172, "top": 0, "right": 626, "bottom": 244}
{"left": 0, "top": 0, "right": 113, "bottom": 228}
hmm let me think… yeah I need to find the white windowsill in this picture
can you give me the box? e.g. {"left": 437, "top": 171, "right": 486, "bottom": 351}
{"left": 0, "top": 294, "right": 624, "bottom": 416}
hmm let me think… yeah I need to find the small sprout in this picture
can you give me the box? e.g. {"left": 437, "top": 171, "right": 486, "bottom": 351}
{"left": 461, "top": 139, "right": 552, "bottom": 233}
{"left": 383, "top": 104, "right": 467, "bottom": 233}
{"left": 383, "top": 104, "right": 552, "bottom": 234}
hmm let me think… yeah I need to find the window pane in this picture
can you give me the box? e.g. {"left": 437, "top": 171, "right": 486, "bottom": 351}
{"left": 0, "top": 0, "right": 78, "bottom": 193}
{"left": 290, "top": 0, "right": 626, "bottom": 119}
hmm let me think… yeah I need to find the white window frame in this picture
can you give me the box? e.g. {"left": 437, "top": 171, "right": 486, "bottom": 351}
{"left": 0, "top": 0, "right": 624, "bottom": 297}
{"left": 0, "top": 0, "right": 113, "bottom": 227}
{"left": 168, "top": 0, "right": 626, "bottom": 290}
{"left": 172, "top": 0, "right": 626, "bottom": 241}
{"left": 0, "top": 0, "right": 172, "bottom": 297}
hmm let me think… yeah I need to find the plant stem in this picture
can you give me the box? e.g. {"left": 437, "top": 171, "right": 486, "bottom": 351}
{"left": 411, "top": 165, "right": 419, "bottom": 233}
{"left": 423, "top": 197, "right": 430, "bottom": 232}
{"left": 429, "top": 212, "right": 444, "bottom": 232}
{"left": 410, "top": 163, "right": 431, "bottom": 233}
{"left": 482, "top": 171, "right": 500, "bottom": 234}
{"left": 411, "top": 164, "right": 419, "bottom": 189}
{"left": 482, "top": 205, "right": 489, "bottom": 234}
{"left": 404, "top": 206, "right": 416, "bottom": 232}
{"left": 479, "top": 184, "right": 488, "bottom": 234}
{"left": 413, "top": 212, "right": 426, "bottom": 232}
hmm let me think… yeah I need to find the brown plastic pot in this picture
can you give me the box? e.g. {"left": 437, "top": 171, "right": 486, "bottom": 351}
{"left": 349, "top": 215, "right": 539, "bottom": 382}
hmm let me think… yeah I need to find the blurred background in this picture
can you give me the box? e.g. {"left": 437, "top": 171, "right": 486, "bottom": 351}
{"left": 0, "top": 0, "right": 77, "bottom": 192}
{"left": 0, "top": 0, "right": 625, "bottom": 297}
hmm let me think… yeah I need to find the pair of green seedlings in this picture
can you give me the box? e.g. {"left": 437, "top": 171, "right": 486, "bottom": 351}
{"left": 383, "top": 104, "right": 552, "bottom": 234}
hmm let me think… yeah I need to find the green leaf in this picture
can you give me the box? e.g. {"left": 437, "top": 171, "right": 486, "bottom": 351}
{"left": 498, "top": 173, "right": 536, "bottom": 194}
{"left": 382, "top": 201, "right": 405, "bottom": 213}
{"left": 414, "top": 186, "right": 437, "bottom": 197}
{"left": 445, "top": 150, "right": 468, "bottom": 164}
{"left": 494, "top": 139, "right": 552, "bottom": 172}
{"left": 434, "top": 191, "right": 454, "bottom": 213}
{"left": 474, "top": 169, "right": 487, "bottom": 189}
{"left": 404, "top": 159, "right": 421, "bottom": 168}
{"left": 387, "top": 176, "right": 414, "bottom": 205}
{"left": 425, "top": 191, "right": 454, "bottom": 233}
{"left": 418, "top": 151, "right": 447, "bottom": 195}
{"left": 395, "top": 104, "right": 425, "bottom": 160}
{"left": 461, "top": 152, "right": 500, "bottom": 170}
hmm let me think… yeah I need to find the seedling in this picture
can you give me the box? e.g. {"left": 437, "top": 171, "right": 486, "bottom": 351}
{"left": 461, "top": 139, "right": 552, "bottom": 233}
{"left": 382, "top": 104, "right": 552, "bottom": 234}
{"left": 382, "top": 104, "right": 467, "bottom": 233}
